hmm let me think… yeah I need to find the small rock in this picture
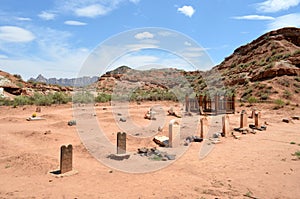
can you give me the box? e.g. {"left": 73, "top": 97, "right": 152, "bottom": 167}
{"left": 282, "top": 118, "right": 290, "bottom": 123}
{"left": 103, "top": 107, "right": 107, "bottom": 110}
{"left": 292, "top": 116, "right": 300, "bottom": 120}
{"left": 138, "top": 147, "right": 148, "bottom": 154}
{"left": 68, "top": 120, "right": 76, "bottom": 126}
{"left": 213, "top": 133, "right": 221, "bottom": 138}
{"left": 165, "top": 154, "right": 176, "bottom": 160}
{"left": 193, "top": 136, "right": 203, "bottom": 142}
{"left": 261, "top": 125, "right": 267, "bottom": 131}
{"left": 120, "top": 117, "right": 126, "bottom": 122}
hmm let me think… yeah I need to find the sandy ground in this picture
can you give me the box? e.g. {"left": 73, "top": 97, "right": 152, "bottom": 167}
{"left": 0, "top": 101, "right": 299, "bottom": 199}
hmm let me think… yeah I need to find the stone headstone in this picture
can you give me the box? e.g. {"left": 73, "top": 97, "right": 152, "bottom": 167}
{"left": 249, "top": 109, "right": 256, "bottom": 119}
{"left": 240, "top": 110, "right": 248, "bottom": 128}
{"left": 254, "top": 111, "right": 261, "bottom": 128}
{"left": 200, "top": 117, "right": 208, "bottom": 138}
{"left": 60, "top": 144, "right": 73, "bottom": 174}
{"left": 169, "top": 119, "right": 180, "bottom": 148}
{"left": 222, "top": 115, "right": 230, "bottom": 137}
{"left": 117, "top": 132, "right": 126, "bottom": 154}
{"left": 199, "top": 106, "right": 204, "bottom": 115}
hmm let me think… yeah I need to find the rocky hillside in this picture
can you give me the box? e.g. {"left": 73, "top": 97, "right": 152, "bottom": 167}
{"left": 212, "top": 27, "right": 300, "bottom": 102}
{"left": 0, "top": 71, "right": 72, "bottom": 99}
{"left": 94, "top": 27, "right": 300, "bottom": 103}
{"left": 29, "top": 74, "right": 98, "bottom": 87}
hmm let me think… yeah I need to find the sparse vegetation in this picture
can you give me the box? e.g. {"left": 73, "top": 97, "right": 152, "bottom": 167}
{"left": 283, "top": 90, "right": 292, "bottom": 99}
{"left": 293, "top": 49, "right": 300, "bottom": 56}
{"left": 95, "top": 93, "right": 111, "bottom": 103}
{"left": 247, "top": 96, "right": 258, "bottom": 104}
{"left": 0, "top": 92, "right": 71, "bottom": 107}
{"left": 16, "top": 82, "right": 23, "bottom": 88}
{"left": 273, "top": 99, "right": 285, "bottom": 109}
{"left": 72, "top": 91, "right": 94, "bottom": 103}
{"left": 294, "top": 151, "right": 300, "bottom": 157}
{"left": 13, "top": 74, "right": 22, "bottom": 80}
{"left": 294, "top": 77, "right": 300, "bottom": 82}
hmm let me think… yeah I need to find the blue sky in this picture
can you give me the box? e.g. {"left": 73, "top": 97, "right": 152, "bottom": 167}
{"left": 0, "top": 0, "right": 300, "bottom": 79}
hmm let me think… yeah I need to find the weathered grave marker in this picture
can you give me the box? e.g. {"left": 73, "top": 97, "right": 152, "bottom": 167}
{"left": 200, "top": 117, "right": 208, "bottom": 138}
{"left": 60, "top": 144, "right": 73, "bottom": 174}
{"left": 240, "top": 110, "right": 248, "bottom": 128}
{"left": 117, "top": 132, "right": 126, "bottom": 154}
{"left": 169, "top": 119, "right": 180, "bottom": 148}
{"left": 254, "top": 111, "right": 261, "bottom": 128}
{"left": 222, "top": 115, "right": 230, "bottom": 137}
{"left": 249, "top": 109, "right": 256, "bottom": 119}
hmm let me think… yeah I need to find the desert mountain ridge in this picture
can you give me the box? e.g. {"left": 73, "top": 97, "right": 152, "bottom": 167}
{"left": 0, "top": 27, "right": 299, "bottom": 103}
{"left": 28, "top": 74, "right": 99, "bottom": 87}
{"left": 93, "top": 27, "right": 300, "bottom": 103}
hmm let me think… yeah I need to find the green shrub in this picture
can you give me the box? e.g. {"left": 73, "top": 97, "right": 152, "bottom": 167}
{"left": 13, "top": 74, "right": 22, "bottom": 80}
{"left": 52, "top": 92, "right": 70, "bottom": 104}
{"left": 32, "top": 93, "right": 53, "bottom": 106}
{"left": 293, "top": 50, "right": 300, "bottom": 56}
{"left": 95, "top": 93, "right": 111, "bottom": 103}
{"left": 294, "top": 151, "right": 300, "bottom": 157}
{"left": 0, "top": 97, "right": 12, "bottom": 106}
{"left": 283, "top": 90, "right": 292, "bottom": 99}
{"left": 247, "top": 96, "right": 258, "bottom": 104}
{"left": 13, "top": 95, "right": 32, "bottom": 106}
{"left": 260, "top": 93, "right": 269, "bottom": 100}
{"left": 16, "top": 82, "right": 24, "bottom": 88}
{"left": 273, "top": 99, "right": 285, "bottom": 109}
{"left": 73, "top": 91, "right": 94, "bottom": 103}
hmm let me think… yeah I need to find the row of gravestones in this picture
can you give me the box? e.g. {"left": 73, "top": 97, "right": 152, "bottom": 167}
{"left": 59, "top": 110, "right": 262, "bottom": 174}
{"left": 200, "top": 110, "right": 262, "bottom": 138}
{"left": 58, "top": 120, "right": 181, "bottom": 174}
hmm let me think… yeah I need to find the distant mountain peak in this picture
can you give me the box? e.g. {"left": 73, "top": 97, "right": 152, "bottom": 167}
{"left": 29, "top": 75, "right": 98, "bottom": 87}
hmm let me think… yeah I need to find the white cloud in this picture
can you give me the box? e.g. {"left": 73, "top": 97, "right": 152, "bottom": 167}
{"left": 267, "top": 13, "right": 300, "bottom": 30}
{"left": 256, "top": 0, "right": 300, "bottom": 13}
{"left": 0, "top": 26, "right": 35, "bottom": 43}
{"left": 134, "top": 32, "right": 154, "bottom": 40}
{"left": 184, "top": 41, "right": 192, "bottom": 46}
{"left": 158, "top": 31, "right": 174, "bottom": 37}
{"left": 75, "top": 4, "right": 109, "bottom": 17}
{"left": 126, "top": 44, "right": 159, "bottom": 50}
{"left": 111, "top": 54, "right": 159, "bottom": 69}
{"left": 0, "top": 54, "right": 8, "bottom": 59}
{"left": 38, "top": 11, "right": 56, "bottom": 20}
{"left": 64, "top": 20, "right": 87, "bottom": 26}
{"left": 177, "top": 5, "right": 195, "bottom": 17}
{"left": 129, "top": 0, "right": 140, "bottom": 4}
{"left": 16, "top": 17, "right": 32, "bottom": 21}
{"left": 233, "top": 15, "right": 275, "bottom": 20}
